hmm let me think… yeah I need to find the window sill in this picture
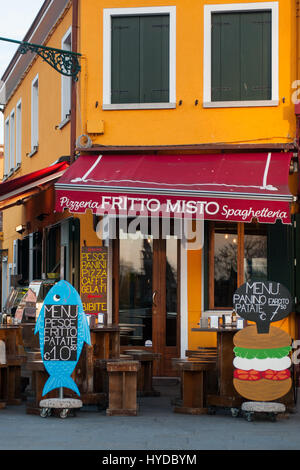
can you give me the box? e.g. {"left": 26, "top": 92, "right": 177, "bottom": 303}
{"left": 203, "top": 100, "right": 279, "bottom": 108}
{"left": 57, "top": 115, "right": 71, "bottom": 130}
{"left": 3, "top": 163, "right": 21, "bottom": 181}
{"left": 102, "top": 102, "right": 176, "bottom": 110}
{"left": 27, "top": 146, "right": 38, "bottom": 158}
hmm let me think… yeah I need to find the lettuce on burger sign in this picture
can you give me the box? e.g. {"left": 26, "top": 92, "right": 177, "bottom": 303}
{"left": 233, "top": 281, "right": 292, "bottom": 333}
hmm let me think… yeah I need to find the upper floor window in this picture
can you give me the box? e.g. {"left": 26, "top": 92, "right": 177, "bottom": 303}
{"left": 31, "top": 74, "right": 39, "bottom": 153}
{"left": 4, "top": 117, "right": 9, "bottom": 177}
{"left": 61, "top": 27, "right": 72, "bottom": 124}
{"left": 103, "top": 6, "right": 176, "bottom": 110}
{"left": 9, "top": 109, "right": 15, "bottom": 172}
{"left": 203, "top": 2, "right": 279, "bottom": 108}
{"left": 16, "top": 99, "right": 22, "bottom": 167}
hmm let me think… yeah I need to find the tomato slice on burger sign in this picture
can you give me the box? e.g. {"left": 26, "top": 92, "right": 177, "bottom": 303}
{"left": 232, "top": 281, "right": 293, "bottom": 402}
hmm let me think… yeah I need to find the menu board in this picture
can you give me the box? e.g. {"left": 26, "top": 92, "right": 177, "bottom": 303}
{"left": 80, "top": 246, "right": 108, "bottom": 317}
{"left": 43, "top": 304, "right": 78, "bottom": 362}
{"left": 233, "top": 281, "right": 292, "bottom": 333}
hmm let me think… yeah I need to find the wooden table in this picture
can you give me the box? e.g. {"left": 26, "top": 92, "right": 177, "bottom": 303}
{"left": 24, "top": 324, "right": 120, "bottom": 410}
{"left": 25, "top": 356, "right": 58, "bottom": 415}
{"left": 191, "top": 326, "right": 242, "bottom": 408}
{"left": 123, "top": 350, "right": 161, "bottom": 396}
{"left": 69, "top": 324, "right": 120, "bottom": 405}
{"left": 0, "top": 326, "right": 26, "bottom": 407}
{"left": 191, "top": 325, "right": 296, "bottom": 411}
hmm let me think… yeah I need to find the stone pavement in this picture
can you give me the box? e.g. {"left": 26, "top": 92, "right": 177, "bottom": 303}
{"left": 0, "top": 379, "right": 299, "bottom": 451}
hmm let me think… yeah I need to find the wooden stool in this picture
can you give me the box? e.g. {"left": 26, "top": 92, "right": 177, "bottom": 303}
{"left": 123, "top": 350, "right": 161, "bottom": 396}
{"left": 172, "top": 359, "right": 216, "bottom": 414}
{"left": 106, "top": 360, "right": 140, "bottom": 416}
{"left": 25, "top": 360, "right": 58, "bottom": 415}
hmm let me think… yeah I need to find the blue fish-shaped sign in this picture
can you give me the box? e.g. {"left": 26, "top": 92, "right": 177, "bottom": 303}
{"left": 34, "top": 280, "right": 91, "bottom": 396}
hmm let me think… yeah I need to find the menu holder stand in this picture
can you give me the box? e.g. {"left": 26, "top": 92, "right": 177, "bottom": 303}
{"left": 39, "top": 387, "right": 83, "bottom": 419}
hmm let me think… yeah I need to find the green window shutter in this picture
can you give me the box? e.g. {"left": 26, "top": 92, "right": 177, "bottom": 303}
{"left": 211, "top": 13, "right": 241, "bottom": 102}
{"left": 111, "top": 15, "right": 169, "bottom": 104}
{"left": 240, "top": 11, "right": 271, "bottom": 100}
{"left": 111, "top": 16, "right": 140, "bottom": 104}
{"left": 267, "top": 221, "right": 294, "bottom": 298}
{"left": 140, "top": 15, "right": 169, "bottom": 103}
{"left": 211, "top": 10, "right": 272, "bottom": 102}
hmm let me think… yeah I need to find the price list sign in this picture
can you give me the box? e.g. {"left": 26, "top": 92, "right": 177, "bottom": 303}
{"left": 233, "top": 281, "right": 292, "bottom": 333}
{"left": 80, "top": 246, "right": 108, "bottom": 317}
{"left": 43, "top": 304, "right": 78, "bottom": 361}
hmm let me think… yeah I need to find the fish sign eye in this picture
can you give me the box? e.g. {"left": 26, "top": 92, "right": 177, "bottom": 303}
{"left": 53, "top": 294, "right": 61, "bottom": 302}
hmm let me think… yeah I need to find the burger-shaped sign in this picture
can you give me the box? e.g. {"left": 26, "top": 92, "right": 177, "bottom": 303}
{"left": 232, "top": 281, "right": 293, "bottom": 402}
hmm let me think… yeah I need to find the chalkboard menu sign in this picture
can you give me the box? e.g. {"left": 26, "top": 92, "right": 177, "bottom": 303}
{"left": 233, "top": 281, "right": 292, "bottom": 333}
{"left": 80, "top": 246, "right": 108, "bottom": 318}
{"left": 43, "top": 304, "right": 78, "bottom": 361}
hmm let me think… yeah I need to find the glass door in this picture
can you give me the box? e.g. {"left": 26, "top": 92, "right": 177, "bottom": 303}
{"left": 116, "top": 227, "right": 180, "bottom": 376}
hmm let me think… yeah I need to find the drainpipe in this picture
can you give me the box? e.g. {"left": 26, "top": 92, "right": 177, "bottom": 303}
{"left": 70, "top": 0, "right": 79, "bottom": 164}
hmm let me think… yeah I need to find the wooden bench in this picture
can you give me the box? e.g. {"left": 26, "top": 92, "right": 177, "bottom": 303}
{"left": 123, "top": 350, "right": 161, "bottom": 396}
{"left": 106, "top": 360, "right": 140, "bottom": 416}
{"left": 172, "top": 358, "right": 216, "bottom": 414}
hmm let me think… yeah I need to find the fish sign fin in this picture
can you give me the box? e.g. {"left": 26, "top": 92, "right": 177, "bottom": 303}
{"left": 42, "top": 375, "right": 80, "bottom": 397}
{"left": 34, "top": 307, "right": 44, "bottom": 335}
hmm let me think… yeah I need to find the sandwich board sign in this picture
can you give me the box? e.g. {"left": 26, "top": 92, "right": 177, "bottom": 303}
{"left": 34, "top": 280, "right": 91, "bottom": 397}
{"left": 232, "top": 281, "right": 293, "bottom": 402}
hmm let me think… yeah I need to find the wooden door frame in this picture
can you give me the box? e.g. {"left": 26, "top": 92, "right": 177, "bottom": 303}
{"left": 112, "top": 232, "right": 181, "bottom": 376}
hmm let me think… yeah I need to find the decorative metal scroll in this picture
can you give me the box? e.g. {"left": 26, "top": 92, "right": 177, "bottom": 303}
{"left": 0, "top": 37, "right": 81, "bottom": 81}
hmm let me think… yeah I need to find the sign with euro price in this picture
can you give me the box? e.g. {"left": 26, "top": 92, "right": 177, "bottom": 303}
{"left": 43, "top": 304, "right": 78, "bottom": 362}
{"left": 233, "top": 281, "right": 292, "bottom": 333}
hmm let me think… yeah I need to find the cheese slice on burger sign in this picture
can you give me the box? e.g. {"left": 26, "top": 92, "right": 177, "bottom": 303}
{"left": 232, "top": 281, "right": 293, "bottom": 402}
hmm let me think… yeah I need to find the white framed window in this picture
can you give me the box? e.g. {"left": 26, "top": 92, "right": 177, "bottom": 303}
{"left": 203, "top": 2, "right": 279, "bottom": 108}
{"left": 61, "top": 27, "right": 72, "bottom": 123}
{"left": 4, "top": 117, "right": 9, "bottom": 177}
{"left": 9, "top": 109, "right": 15, "bottom": 172}
{"left": 103, "top": 6, "right": 176, "bottom": 110}
{"left": 31, "top": 74, "right": 39, "bottom": 153}
{"left": 16, "top": 99, "right": 22, "bottom": 166}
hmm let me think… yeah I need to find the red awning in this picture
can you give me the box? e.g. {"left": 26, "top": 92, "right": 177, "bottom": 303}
{"left": 0, "top": 161, "right": 69, "bottom": 209}
{"left": 55, "top": 153, "right": 296, "bottom": 224}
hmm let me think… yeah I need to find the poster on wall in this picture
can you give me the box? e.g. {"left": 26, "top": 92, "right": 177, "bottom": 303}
{"left": 34, "top": 280, "right": 91, "bottom": 396}
{"left": 80, "top": 246, "right": 108, "bottom": 322}
{"left": 232, "top": 281, "right": 293, "bottom": 402}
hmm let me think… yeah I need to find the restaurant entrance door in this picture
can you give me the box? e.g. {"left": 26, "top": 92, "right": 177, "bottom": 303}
{"left": 116, "top": 226, "right": 180, "bottom": 376}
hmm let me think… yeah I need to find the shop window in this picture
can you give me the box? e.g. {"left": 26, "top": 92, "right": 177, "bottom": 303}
{"left": 46, "top": 225, "right": 61, "bottom": 276}
{"left": 17, "top": 237, "right": 29, "bottom": 285}
{"left": 31, "top": 232, "right": 42, "bottom": 280}
{"left": 203, "top": 2, "right": 278, "bottom": 107}
{"left": 46, "top": 219, "right": 80, "bottom": 289}
{"left": 207, "top": 222, "right": 268, "bottom": 310}
{"left": 103, "top": 6, "right": 176, "bottom": 109}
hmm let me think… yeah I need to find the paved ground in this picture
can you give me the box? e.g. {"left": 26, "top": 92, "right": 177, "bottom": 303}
{"left": 0, "top": 380, "right": 299, "bottom": 452}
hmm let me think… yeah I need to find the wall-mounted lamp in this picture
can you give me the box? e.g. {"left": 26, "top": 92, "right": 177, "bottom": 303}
{"left": 15, "top": 225, "right": 26, "bottom": 234}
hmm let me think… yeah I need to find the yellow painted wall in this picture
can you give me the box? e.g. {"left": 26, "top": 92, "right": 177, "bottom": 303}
{"left": 79, "top": 0, "right": 296, "bottom": 147}
{"left": 2, "top": 6, "right": 73, "bottom": 263}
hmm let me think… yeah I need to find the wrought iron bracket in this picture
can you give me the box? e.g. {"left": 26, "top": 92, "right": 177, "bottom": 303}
{"left": 0, "top": 37, "right": 81, "bottom": 81}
